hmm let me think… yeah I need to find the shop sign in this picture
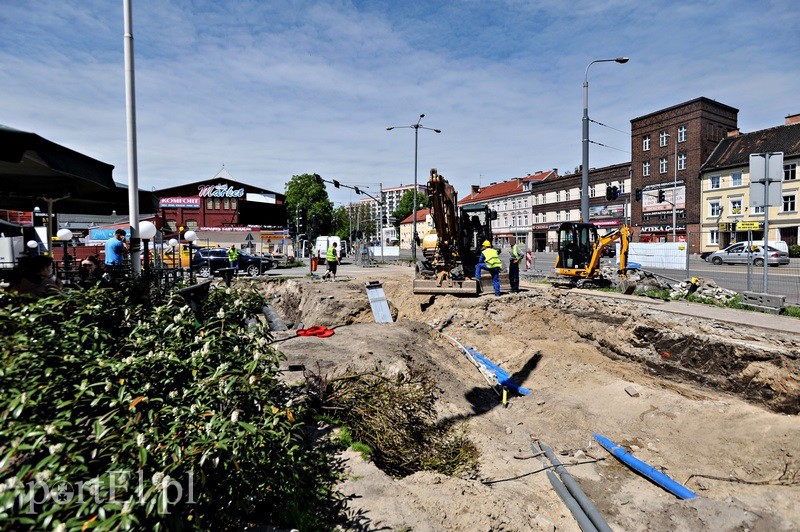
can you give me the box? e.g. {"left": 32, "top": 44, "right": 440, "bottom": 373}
{"left": 198, "top": 183, "right": 245, "bottom": 198}
{"left": 159, "top": 196, "right": 201, "bottom": 209}
{"left": 641, "top": 225, "right": 686, "bottom": 232}
{"left": 736, "top": 221, "right": 761, "bottom": 231}
{"left": 198, "top": 225, "right": 261, "bottom": 232}
{"left": 593, "top": 219, "right": 621, "bottom": 227}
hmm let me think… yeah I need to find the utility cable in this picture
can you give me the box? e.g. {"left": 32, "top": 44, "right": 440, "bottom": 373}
{"left": 588, "top": 139, "right": 630, "bottom": 154}
{"left": 589, "top": 118, "right": 629, "bottom": 136}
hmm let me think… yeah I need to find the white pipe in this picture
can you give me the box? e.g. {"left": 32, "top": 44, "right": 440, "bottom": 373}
{"left": 123, "top": 0, "right": 141, "bottom": 274}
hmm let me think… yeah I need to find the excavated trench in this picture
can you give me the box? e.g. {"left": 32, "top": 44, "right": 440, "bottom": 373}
{"left": 258, "top": 278, "right": 800, "bottom": 414}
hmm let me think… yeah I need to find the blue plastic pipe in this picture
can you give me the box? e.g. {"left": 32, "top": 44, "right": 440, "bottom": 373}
{"left": 594, "top": 433, "right": 697, "bottom": 499}
{"left": 464, "top": 347, "right": 532, "bottom": 395}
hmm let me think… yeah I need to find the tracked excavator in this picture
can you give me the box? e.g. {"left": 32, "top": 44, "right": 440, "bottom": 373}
{"left": 553, "top": 221, "right": 637, "bottom": 294}
{"left": 413, "top": 168, "right": 496, "bottom": 295}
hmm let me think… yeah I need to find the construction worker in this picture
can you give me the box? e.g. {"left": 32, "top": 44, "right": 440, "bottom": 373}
{"left": 475, "top": 240, "right": 502, "bottom": 296}
{"left": 323, "top": 241, "right": 339, "bottom": 281}
{"left": 508, "top": 236, "right": 521, "bottom": 292}
{"left": 227, "top": 244, "right": 239, "bottom": 270}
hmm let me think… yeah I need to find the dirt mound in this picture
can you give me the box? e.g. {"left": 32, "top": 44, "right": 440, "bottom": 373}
{"left": 268, "top": 275, "right": 800, "bottom": 530}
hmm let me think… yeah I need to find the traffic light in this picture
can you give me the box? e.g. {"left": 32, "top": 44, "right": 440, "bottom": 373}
{"left": 354, "top": 187, "right": 362, "bottom": 195}
{"left": 634, "top": 188, "right": 642, "bottom": 201}
{"left": 297, "top": 207, "right": 306, "bottom": 232}
{"left": 658, "top": 189, "right": 666, "bottom": 203}
{"left": 310, "top": 214, "right": 319, "bottom": 232}
{"left": 605, "top": 186, "right": 619, "bottom": 200}
{"left": 313, "top": 174, "right": 323, "bottom": 184}
{"left": 332, "top": 179, "right": 340, "bottom": 188}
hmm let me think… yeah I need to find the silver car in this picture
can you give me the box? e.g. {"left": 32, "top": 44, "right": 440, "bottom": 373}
{"left": 705, "top": 243, "right": 790, "bottom": 267}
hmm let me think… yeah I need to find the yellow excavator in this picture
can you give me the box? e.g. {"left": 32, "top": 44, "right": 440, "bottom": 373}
{"left": 554, "top": 222, "right": 636, "bottom": 294}
{"left": 413, "top": 168, "right": 496, "bottom": 295}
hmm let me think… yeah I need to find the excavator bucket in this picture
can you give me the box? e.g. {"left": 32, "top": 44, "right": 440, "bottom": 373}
{"left": 413, "top": 278, "right": 481, "bottom": 295}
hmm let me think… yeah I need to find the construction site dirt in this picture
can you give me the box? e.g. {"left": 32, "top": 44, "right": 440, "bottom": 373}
{"left": 258, "top": 268, "right": 800, "bottom": 531}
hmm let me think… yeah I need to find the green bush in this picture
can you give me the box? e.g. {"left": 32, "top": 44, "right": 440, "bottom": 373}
{"left": 0, "top": 285, "right": 344, "bottom": 530}
{"left": 789, "top": 244, "right": 800, "bottom": 258}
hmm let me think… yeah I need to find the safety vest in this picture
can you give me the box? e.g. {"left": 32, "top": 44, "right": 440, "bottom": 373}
{"left": 228, "top": 248, "right": 238, "bottom": 261}
{"left": 511, "top": 244, "right": 520, "bottom": 261}
{"left": 326, "top": 246, "right": 338, "bottom": 263}
{"left": 482, "top": 247, "right": 501, "bottom": 268}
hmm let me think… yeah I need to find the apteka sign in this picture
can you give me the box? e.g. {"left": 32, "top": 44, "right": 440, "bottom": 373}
{"left": 198, "top": 183, "right": 245, "bottom": 198}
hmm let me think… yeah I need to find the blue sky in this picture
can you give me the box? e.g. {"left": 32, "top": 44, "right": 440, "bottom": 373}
{"left": 1, "top": 0, "right": 798, "bottom": 205}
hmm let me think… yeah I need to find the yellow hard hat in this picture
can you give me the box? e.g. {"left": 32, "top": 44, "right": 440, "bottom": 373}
{"left": 482, "top": 240, "right": 491, "bottom": 248}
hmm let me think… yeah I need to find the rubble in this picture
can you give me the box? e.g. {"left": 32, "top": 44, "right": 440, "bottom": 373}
{"left": 669, "top": 277, "right": 739, "bottom": 303}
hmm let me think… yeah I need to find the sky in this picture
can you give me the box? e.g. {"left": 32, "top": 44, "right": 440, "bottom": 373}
{"left": 1, "top": 0, "right": 799, "bottom": 206}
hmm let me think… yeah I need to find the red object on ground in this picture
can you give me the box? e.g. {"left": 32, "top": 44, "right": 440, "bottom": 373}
{"left": 296, "top": 326, "right": 335, "bottom": 338}
{"left": 316, "top": 329, "right": 335, "bottom": 338}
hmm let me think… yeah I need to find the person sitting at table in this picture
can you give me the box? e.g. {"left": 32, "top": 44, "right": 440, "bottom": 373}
{"left": 78, "top": 255, "right": 104, "bottom": 288}
{"left": 10, "top": 255, "right": 62, "bottom": 297}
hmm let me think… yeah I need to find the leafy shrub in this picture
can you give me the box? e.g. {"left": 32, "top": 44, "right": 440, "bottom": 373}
{"left": 0, "top": 285, "right": 344, "bottom": 530}
{"left": 320, "top": 370, "right": 479, "bottom": 478}
{"left": 789, "top": 244, "right": 800, "bottom": 258}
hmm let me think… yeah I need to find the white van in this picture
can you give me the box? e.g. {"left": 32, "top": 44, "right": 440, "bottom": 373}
{"left": 751, "top": 240, "right": 788, "bottom": 253}
{"left": 314, "top": 236, "right": 342, "bottom": 264}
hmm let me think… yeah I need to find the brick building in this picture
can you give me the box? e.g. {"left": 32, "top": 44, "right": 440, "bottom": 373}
{"left": 529, "top": 163, "right": 630, "bottom": 251}
{"left": 154, "top": 169, "right": 286, "bottom": 249}
{"left": 630, "top": 97, "right": 738, "bottom": 252}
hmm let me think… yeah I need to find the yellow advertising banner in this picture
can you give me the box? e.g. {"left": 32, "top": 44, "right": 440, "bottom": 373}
{"left": 736, "top": 221, "right": 760, "bottom": 231}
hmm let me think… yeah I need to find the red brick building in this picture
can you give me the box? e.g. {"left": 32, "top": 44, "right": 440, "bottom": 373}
{"left": 630, "top": 97, "right": 738, "bottom": 252}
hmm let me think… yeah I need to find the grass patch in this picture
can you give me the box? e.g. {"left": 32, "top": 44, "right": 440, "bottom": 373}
{"left": 785, "top": 305, "right": 800, "bottom": 318}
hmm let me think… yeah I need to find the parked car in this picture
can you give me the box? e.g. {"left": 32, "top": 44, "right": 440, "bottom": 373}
{"left": 191, "top": 248, "right": 276, "bottom": 277}
{"left": 162, "top": 243, "right": 217, "bottom": 268}
{"left": 704, "top": 243, "right": 790, "bottom": 267}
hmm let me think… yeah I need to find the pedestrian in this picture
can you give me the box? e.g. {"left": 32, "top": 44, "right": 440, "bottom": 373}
{"left": 475, "top": 240, "right": 502, "bottom": 296}
{"left": 323, "top": 241, "right": 339, "bottom": 281}
{"left": 104, "top": 229, "right": 128, "bottom": 267}
{"left": 227, "top": 244, "right": 239, "bottom": 270}
{"left": 508, "top": 236, "right": 521, "bottom": 292}
{"left": 10, "top": 255, "right": 62, "bottom": 297}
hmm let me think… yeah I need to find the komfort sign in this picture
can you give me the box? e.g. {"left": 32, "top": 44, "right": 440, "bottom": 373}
{"left": 198, "top": 183, "right": 245, "bottom": 198}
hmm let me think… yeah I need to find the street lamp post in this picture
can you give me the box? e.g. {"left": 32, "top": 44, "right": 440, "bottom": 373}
{"left": 582, "top": 57, "right": 629, "bottom": 222}
{"left": 56, "top": 228, "right": 73, "bottom": 282}
{"left": 139, "top": 220, "right": 157, "bottom": 273}
{"left": 184, "top": 230, "right": 197, "bottom": 284}
{"left": 387, "top": 114, "right": 441, "bottom": 261}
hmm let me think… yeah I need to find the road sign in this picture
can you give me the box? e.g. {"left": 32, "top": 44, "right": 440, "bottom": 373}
{"left": 245, "top": 233, "right": 254, "bottom": 242}
{"left": 749, "top": 152, "right": 783, "bottom": 207}
{"left": 736, "top": 221, "right": 760, "bottom": 231}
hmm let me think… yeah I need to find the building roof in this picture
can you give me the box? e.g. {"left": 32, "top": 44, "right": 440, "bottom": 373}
{"left": 400, "top": 208, "right": 430, "bottom": 224}
{"left": 630, "top": 96, "right": 739, "bottom": 123}
{"left": 701, "top": 123, "right": 800, "bottom": 172}
{"left": 154, "top": 168, "right": 284, "bottom": 200}
{"left": 522, "top": 169, "right": 556, "bottom": 182}
{"left": 458, "top": 170, "right": 554, "bottom": 204}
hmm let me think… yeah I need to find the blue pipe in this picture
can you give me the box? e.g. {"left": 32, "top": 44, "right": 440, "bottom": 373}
{"left": 594, "top": 433, "right": 697, "bottom": 500}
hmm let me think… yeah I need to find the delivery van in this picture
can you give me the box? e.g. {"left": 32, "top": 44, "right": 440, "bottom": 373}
{"left": 314, "top": 236, "right": 342, "bottom": 264}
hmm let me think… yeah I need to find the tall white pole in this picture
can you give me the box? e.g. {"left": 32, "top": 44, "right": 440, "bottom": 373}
{"left": 123, "top": 0, "right": 141, "bottom": 274}
{"left": 379, "top": 182, "right": 384, "bottom": 263}
{"left": 412, "top": 126, "right": 419, "bottom": 261}
{"left": 762, "top": 155, "right": 770, "bottom": 292}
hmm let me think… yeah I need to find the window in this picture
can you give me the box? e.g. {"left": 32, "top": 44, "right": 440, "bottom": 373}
{"left": 206, "top": 198, "right": 213, "bottom": 209}
{"left": 709, "top": 201, "right": 721, "bottom": 217}
{"left": 659, "top": 157, "right": 668, "bottom": 174}
{"left": 643, "top": 161, "right": 650, "bottom": 177}
{"left": 565, "top": 211, "right": 570, "bottom": 221}
{"left": 534, "top": 195, "right": 539, "bottom": 205}
{"left": 710, "top": 175, "right": 720, "bottom": 189}
{"left": 659, "top": 131, "right": 668, "bottom": 147}
{"left": 565, "top": 190, "right": 570, "bottom": 201}
{"left": 555, "top": 191, "right": 560, "bottom": 202}
{"left": 642, "top": 135, "right": 650, "bottom": 151}
{"left": 589, "top": 185, "right": 595, "bottom": 198}
{"left": 678, "top": 125, "right": 687, "bottom": 142}
{"left": 512, "top": 216, "right": 517, "bottom": 227}
{"left": 618, "top": 181, "right": 625, "bottom": 193}
{"left": 185, "top": 219, "right": 198, "bottom": 229}
{"left": 556, "top": 211, "right": 561, "bottom": 222}
{"left": 730, "top": 199, "right": 742, "bottom": 215}
{"left": 223, "top": 198, "right": 230, "bottom": 210}
{"left": 731, "top": 172, "right": 743, "bottom": 187}
{"left": 709, "top": 230, "right": 719, "bottom": 245}
{"left": 753, "top": 205, "right": 764, "bottom": 214}
{"left": 785, "top": 163, "right": 797, "bottom": 181}
{"left": 523, "top": 215, "right": 528, "bottom": 225}
{"left": 783, "top": 194, "right": 796, "bottom": 212}
{"left": 213, "top": 199, "right": 221, "bottom": 210}
{"left": 166, "top": 219, "right": 177, "bottom": 231}
{"left": 678, "top": 153, "right": 686, "bottom": 170}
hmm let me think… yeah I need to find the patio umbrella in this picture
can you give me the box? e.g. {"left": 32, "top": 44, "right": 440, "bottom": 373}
{"left": 0, "top": 124, "right": 116, "bottom": 247}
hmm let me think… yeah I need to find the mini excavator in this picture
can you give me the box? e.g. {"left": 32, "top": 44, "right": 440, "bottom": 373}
{"left": 553, "top": 222, "right": 636, "bottom": 294}
{"left": 413, "top": 168, "right": 496, "bottom": 295}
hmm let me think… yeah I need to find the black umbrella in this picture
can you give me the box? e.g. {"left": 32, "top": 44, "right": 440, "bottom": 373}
{"left": 0, "top": 124, "right": 116, "bottom": 246}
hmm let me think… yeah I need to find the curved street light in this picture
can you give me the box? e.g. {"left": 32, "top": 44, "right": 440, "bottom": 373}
{"left": 582, "top": 57, "right": 629, "bottom": 222}
{"left": 387, "top": 114, "right": 441, "bottom": 261}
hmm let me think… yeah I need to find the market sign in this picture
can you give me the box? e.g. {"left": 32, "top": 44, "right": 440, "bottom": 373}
{"left": 159, "top": 196, "right": 201, "bottom": 209}
{"left": 198, "top": 183, "right": 245, "bottom": 198}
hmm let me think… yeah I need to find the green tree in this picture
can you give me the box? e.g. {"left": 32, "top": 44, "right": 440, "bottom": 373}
{"left": 332, "top": 205, "right": 352, "bottom": 240}
{"left": 285, "top": 174, "right": 334, "bottom": 236}
{"left": 392, "top": 189, "right": 429, "bottom": 228}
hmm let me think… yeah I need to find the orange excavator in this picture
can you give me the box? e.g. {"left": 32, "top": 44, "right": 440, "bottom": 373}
{"left": 413, "top": 168, "right": 496, "bottom": 295}
{"left": 554, "top": 222, "right": 636, "bottom": 293}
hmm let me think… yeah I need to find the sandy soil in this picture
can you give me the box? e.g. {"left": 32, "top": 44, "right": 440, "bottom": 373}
{"left": 258, "top": 267, "right": 799, "bottom": 531}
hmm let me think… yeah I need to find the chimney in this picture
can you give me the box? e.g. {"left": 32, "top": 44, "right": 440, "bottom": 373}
{"left": 786, "top": 113, "right": 800, "bottom": 125}
{"left": 471, "top": 185, "right": 480, "bottom": 195}
{"left": 727, "top": 129, "right": 740, "bottom": 137}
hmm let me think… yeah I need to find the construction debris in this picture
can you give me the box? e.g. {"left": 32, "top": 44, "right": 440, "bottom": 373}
{"left": 669, "top": 277, "right": 738, "bottom": 303}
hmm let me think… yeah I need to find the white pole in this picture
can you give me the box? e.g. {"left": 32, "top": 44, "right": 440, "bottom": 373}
{"left": 762, "top": 155, "right": 770, "bottom": 292}
{"left": 123, "top": 0, "right": 141, "bottom": 274}
{"left": 379, "top": 182, "right": 384, "bottom": 263}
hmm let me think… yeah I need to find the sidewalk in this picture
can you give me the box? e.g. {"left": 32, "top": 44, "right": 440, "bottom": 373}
{"left": 567, "top": 288, "right": 800, "bottom": 334}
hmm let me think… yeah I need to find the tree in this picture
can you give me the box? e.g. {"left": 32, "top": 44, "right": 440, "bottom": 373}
{"left": 284, "top": 174, "right": 334, "bottom": 236}
{"left": 392, "top": 189, "right": 429, "bottom": 229}
{"left": 332, "top": 205, "right": 351, "bottom": 240}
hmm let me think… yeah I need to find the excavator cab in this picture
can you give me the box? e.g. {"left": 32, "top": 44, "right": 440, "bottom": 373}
{"left": 557, "top": 222, "right": 597, "bottom": 270}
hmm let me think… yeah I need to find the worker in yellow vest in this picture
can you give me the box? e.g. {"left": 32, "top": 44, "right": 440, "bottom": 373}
{"left": 323, "top": 241, "right": 339, "bottom": 281}
{"left": 508, "top": 236, "right": 521, "bottom": 292}
{"left": 475, "top": 240, "right": 502, "bottom": 296}
{"left": 227, "top": 244, "right": 239, "bottom": 270}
